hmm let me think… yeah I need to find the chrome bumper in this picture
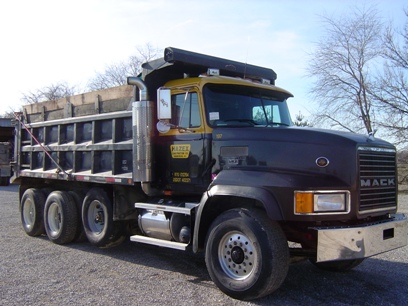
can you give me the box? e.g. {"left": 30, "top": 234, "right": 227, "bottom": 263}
{"left": 314, "top": 214, "right": 408, "bottom": 262}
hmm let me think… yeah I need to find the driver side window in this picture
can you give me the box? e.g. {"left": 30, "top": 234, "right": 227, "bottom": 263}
{"left": 171, "top": 92, "right": 201, "bottom": 128}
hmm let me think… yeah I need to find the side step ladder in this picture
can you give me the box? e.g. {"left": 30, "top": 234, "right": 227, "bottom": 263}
{"left": 130, "top": 202, "right": 198, "bottom": 251}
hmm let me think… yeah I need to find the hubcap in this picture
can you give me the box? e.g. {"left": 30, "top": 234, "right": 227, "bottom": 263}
{"left": 231, "top": 246, "right": 245, "bottom": 264}
{"left": 87, "top": 200, "right": 106, "bottom": 234}
{"left": 48, "top": 202, "right": 62, "bottom": 237}
{"left": 23, "top": 199, "right": 35, "bottom": 229}
{"left": 218, "top": 231, "right": 257, "bottom": 280}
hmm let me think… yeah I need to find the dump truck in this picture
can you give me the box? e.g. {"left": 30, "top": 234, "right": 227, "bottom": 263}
{"left": 12, "top": 47, "right": 408, "bottom": 300}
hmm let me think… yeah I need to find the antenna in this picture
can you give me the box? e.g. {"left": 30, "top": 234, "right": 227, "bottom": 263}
{"left": 244, "top": 36, "right": 250, "bottom": 79}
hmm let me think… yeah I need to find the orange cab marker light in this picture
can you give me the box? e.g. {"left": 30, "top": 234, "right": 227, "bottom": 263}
{"left": 295, "top": 192, "right": 313, "bottom": 214}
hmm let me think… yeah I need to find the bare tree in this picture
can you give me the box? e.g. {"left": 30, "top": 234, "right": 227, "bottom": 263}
{"left": 0, "top": 110, "right": 16, "bottom": 118}
{"left": 307, "top": 5, "right": 383, "bottom": 135}
{"left": 382, "top": 10, "right": 408, "bottom": 69}
{"left": 87, "top": 44, "right": 161, "bottom": 91}
{"left": 371, "top": 10, "right": 408, "bottom": 146}
{"left": 21, "top": 82, "right": 78, "bottom": 104}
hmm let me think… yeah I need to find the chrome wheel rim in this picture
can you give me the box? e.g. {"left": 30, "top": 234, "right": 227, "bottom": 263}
{"left": 47, "top": 202, "right": 62, "bottom": 237}
{"left": 218, "top": 231, "right": 257, "bottom": 280}
{"left": 23, "top": 199, "right": 35, "bottom": 230}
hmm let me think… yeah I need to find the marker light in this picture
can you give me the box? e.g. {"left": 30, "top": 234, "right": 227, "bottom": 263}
{"left": 295, "top": 192, "right": 313, "bottom": 214}
{"left": 207, "top": 68, "right": 220, "bottom": 76}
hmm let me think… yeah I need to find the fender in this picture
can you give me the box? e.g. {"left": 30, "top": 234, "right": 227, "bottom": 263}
{"left": 192, "top": 169, "right": 284, "bottom": 252}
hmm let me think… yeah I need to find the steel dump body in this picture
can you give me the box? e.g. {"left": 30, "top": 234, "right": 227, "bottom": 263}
{"left": 18, "top": 111, "right": 134, "bottom": 183}
{"left": 13, "top": 86, "right": 136, "bottom": 185}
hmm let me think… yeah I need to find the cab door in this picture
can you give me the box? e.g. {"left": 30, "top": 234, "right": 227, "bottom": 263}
{"left": 155, "top": 90, "right": 211, "bottom": 195}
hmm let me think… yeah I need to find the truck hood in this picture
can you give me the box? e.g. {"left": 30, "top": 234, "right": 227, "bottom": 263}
{"left": 213, "top": 126, "right": 392, "bottom": 148}
{"left": 211, "top": 126, "right": 395, "bottom": 187}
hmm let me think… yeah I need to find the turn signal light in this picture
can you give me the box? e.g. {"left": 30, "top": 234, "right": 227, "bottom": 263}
{"left": 295, "top": 192, "right": 313, "bottom": 214}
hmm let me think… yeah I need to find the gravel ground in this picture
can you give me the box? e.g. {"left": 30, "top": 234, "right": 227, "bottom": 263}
{"left": 0, "top": 184, "right": 407, "bottom": 306}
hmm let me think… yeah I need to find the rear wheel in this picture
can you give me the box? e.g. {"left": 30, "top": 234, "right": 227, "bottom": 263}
{"left": 82, "top": 188, "right": 125, "bottom": 248}
{"left": 20, "top": 188, "right": 46, "bottom": 236}
{"left": 310, "top": 258, "right": 365, "bottom": 272}
{"left": 44, "top": 191, "right": 78, "bottom": 244}
{"left": 68, "top": 191, "right": 87, "bottom": 242}
{"left": 205, "top": 208, "right": 289, "bottom": 300}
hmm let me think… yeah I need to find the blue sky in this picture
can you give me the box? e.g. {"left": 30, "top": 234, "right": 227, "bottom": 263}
{"left": 0, "top": 0, "right": 406, "bottom": 118}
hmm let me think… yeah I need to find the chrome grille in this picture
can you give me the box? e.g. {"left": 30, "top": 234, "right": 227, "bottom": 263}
{"left": 359, "top": 147, "right": 397, "bottom": 213}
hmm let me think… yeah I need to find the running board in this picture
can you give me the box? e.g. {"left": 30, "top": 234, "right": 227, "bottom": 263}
{"left": 130, "top": 235, "right": 189, "bottom": 251}
{"left": 134, "top": 202, "right": 198, "bottom": 215}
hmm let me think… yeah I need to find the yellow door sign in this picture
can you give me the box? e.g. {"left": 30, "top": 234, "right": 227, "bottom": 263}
{"left": 170, "top": 144, "right": 191, "bottom": 159}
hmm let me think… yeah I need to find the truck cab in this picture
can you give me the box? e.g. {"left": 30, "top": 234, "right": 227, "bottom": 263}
{"left": 152, "top": 75, "right": 293, "bottom": 196}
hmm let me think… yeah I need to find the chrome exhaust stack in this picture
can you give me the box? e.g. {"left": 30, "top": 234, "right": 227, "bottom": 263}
{"left": 127, "top": 77, "right": 156, "bottom": 195}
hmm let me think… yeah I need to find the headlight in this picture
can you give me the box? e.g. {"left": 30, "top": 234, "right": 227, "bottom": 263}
{"left": 295, "top": 191, "right": 350, "bottom": 215}
{"left": 314, "top": 193, "right": 346, "bottom": 212}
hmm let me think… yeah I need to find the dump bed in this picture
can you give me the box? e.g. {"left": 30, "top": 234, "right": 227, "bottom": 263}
{"left": 13, "top": 85, "right": 138, "bottom": 185}
{"left": 23, "top": 85, "right": 133, "bottom": 123}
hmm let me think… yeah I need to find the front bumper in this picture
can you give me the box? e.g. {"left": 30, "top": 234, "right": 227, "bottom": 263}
{"left": 313, "top": 214, "right": 408, "bottom": 262}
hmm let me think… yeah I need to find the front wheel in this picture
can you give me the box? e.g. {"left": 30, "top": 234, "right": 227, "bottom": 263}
{"left": 205, "top": 209, "right": 289, "bottom": 300}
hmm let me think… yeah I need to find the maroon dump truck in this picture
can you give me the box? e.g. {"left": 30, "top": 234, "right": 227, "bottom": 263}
{"left": 12, "top": 47, "right": 407, "bottom": 300}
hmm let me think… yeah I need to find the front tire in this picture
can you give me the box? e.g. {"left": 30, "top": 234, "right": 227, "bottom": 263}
{"left": 44, "top": 191, "right": 78, "bottom": 245}
{"left": 82, "top": 188, "right": 125, "bottom": 248}
{"left": 205, "top": 209, "right": 289, "bottom": 300}
{"left": 20, "top": 188, "right": 46, "bottom": 236}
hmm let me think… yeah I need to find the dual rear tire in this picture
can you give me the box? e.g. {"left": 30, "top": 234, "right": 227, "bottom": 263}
{"left": 82, "top": 188, "right": 125, "bottom": 248}
{"left": 44, "top": 191, "right": 78, "bottom": 245}
{"left": 20, "top": 188, "right": 46, "bottom": 237}
{"left": 20, "top": 187, "right": 125, "bottom": 248}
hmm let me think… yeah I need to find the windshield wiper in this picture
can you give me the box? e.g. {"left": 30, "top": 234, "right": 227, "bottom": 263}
{"left": 224, "top": 119, "right": 258, "bottom": 126}
{"left": 266, "top": 122, "right": 290, "bottom": 127}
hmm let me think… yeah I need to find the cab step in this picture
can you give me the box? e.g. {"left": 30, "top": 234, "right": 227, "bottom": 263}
{"left": 130, "top": 235, "right": 189, "bottom": 251}
{"left": 134, "top": 202, "right": 198, "bottom": 215}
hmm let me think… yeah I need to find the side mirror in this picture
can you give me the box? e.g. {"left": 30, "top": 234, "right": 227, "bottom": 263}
{"left": 157, "top": 88, "right": 171, "bottom": 120}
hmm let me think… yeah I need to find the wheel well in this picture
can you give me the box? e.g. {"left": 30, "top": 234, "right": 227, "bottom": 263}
{"left": 196, "top": 195, "right": 265, "bottom": 251}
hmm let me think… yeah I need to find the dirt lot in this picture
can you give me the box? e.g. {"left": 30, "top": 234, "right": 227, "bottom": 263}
{"left": 1, "top": 184, "right": 407, "bottom": 306}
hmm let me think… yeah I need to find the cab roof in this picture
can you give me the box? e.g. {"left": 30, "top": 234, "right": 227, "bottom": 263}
{"left": 141, "top": 47, "right": 284, "bottom": 100}
{"left": 164, "top": 75, "right": 294, "bottom": 99}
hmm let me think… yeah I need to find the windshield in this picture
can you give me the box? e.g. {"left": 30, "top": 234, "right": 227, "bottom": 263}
{"left": 203, "top": 84, "right": 292, "bottom": 127}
